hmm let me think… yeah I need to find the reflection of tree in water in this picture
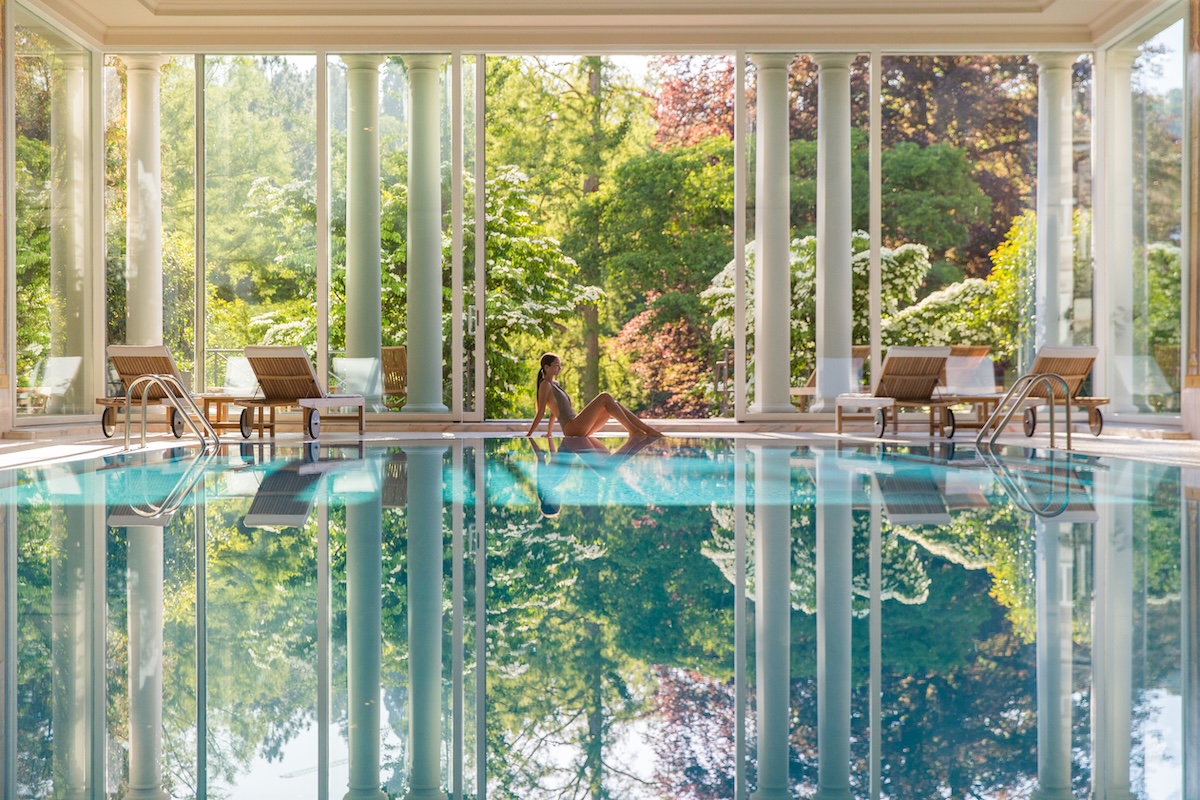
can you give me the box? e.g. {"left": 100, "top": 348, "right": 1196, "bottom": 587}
{"left": 484, "top": 441, "right": 734, "bottom": 800}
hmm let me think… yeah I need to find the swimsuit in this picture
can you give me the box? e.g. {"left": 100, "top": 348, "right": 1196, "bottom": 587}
{"left": 550, "top": 381, "right": 576, "bottom": 423}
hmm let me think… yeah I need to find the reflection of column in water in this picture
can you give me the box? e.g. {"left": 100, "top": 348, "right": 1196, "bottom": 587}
{"left": 751, "top": 446, "right": 791, "bottom": 800}
{"left": 815, "top": 453, "right": 853, "bottom": 800}
{"left": 126, "top": 525, "right": 169, "bottom": 800}
{"left": 51, "top": 497, "right": 91, "bottom": 799}
{"left": 1033, "top": 520, "right": 1074, "bottom": 800}
{"left": 1185, "top": 478, "right": 1200, "bottom": 800}
{"left": 1091, "top": 462, "right": 1135, "bottom": 800}
{"left": 344, "top": 484, "right": 386, "bottom": 800}
{"left": 406, "top": 446, "right": 449, "bottom": 800}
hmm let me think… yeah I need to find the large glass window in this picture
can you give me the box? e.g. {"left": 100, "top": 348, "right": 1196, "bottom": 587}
{"left": 1130, "top": 21, "right": 1185, "bottom": 413}
{"left": 204, "top": 56, "right": 317, "bottom": 386}
{"left": 879, "top": 55, "right": 1039, "bottom": 388}
{"left": 14, "top": 8, "right": 95, "bottom": 419}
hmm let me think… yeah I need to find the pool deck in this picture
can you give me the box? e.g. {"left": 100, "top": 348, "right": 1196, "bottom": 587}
{"left": 2, "top": 413, "right": 1200, "bottom": 472}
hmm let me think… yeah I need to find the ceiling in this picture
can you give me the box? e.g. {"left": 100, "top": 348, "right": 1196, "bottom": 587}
{"left": 25, "top": 0, "right": 1183, "bottom": 52}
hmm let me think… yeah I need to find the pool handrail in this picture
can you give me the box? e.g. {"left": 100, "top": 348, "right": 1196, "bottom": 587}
{"left": 123, "top": 373, "right": 221, "bottom": 451}
{"left": 976, "top": 372, "right": 1072, "bottom": 451}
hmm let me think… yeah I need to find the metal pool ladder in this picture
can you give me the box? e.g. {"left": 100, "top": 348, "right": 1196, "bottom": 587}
{"left": 122, "top": 373, "right": 221, "bottom": 451}
{"left": 975, "top": 372, "right": 1073, "bottom": 451}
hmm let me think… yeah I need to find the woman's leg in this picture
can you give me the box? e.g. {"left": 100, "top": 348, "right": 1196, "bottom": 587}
{"left": 566, "top": 392, "right": 661, "bottom": 437}
{"left": 562, "top": 397, "right": 611, "bottom": 437}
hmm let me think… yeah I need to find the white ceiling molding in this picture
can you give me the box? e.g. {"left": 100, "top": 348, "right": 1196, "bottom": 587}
{"left": 132, "top": 0, "right": 1055, "bottom": 16}
{"left": 20, "top": 0, "right": 1179, "bottom": 52}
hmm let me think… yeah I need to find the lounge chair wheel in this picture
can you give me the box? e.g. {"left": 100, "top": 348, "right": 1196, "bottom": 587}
{"left": 873, "top": 409, "right": 887, "bottom": 438}
{"left": 170, "top": 409, "right": 185, "bottom": 438}
{"left": 305, "top": 408, "right": 320, "bottom": 439}
{"left": 239, "top": 408, "right": 253, "bottom": 439}
{"left": 100, "top": 407, "right": 116, "bottom": 438}
{"left": 942, "top": 408, "right": 956, "bottom": 439}
{"left": 1023, "top": 407, "right": 1037, "bottom": 437}
{"left": 1089, "top": 407, "right": 1103, "bottom": 436}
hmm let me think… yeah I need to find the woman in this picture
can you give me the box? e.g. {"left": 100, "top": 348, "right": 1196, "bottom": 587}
{"left": 525, "top": 353, "right": 663, "bottom": 438}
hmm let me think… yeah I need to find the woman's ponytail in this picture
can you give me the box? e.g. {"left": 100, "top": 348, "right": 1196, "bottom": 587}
{"left": 536, "top": 352, "right": 558, "bottom": 392}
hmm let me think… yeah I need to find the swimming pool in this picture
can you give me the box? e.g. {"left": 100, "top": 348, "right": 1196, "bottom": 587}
{"left": 3, "top": 436, "right": 1195, "bottom": 799}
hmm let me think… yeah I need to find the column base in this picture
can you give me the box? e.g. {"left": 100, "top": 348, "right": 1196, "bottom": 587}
{"left": 1181, "top": 386, "right": 1200, "bottom": 437}
{"left": 122, "top": 788, "right": 171, "bottom": 800}
{"left": 812, "top": 788, "right": 854, "bottom": 800}
{"left": 343, "top": 788, "right": 388, "bottom": 800}
{"left": 750, "top": 788, "right": 793, "bottom": 800}
{"left": 399, "top": 402, "right": 450, "bottom": 414}
{"left": 806, "top": 396, "right": 838, "bottom": 414}
{"left": 1089, "top": 791, "right": 1136, "bottom": 800}
{"left": 1031, "top": 788, "right": 1075, "bottom": 800}
{"left": 748, "top": 401, "right": 799, "bottom": 415}
{"left": 404, "top": 789, "right": 449, "bottom": 800}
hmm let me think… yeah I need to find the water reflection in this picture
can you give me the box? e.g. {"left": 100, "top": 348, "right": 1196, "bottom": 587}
{"left": 6, "top": 439, "right": 1195, "bottom": 798}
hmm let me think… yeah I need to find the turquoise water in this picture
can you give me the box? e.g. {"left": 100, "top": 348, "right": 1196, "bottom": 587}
{"left": 6, "top": 437, "right": 1194, "bottom": 799}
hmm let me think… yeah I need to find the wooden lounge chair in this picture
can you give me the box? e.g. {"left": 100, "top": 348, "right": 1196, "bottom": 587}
{"left": 792, "top": 345, "right": 870, "bottom": 411}
{"left": 936, "top": 345, "right": 1006, "bottom": 433}
{"left": 238, "top": 346, "right": 365, "bottom": 439}
{"left": 835, "top": 346, "right": 956, "bottom": 438}
{"left": 98, "top": 345, "right": 210, "bottom": 439}
{"left": 382, "top": 345, "right": 408, "bottom": 409}
{"left": 1022, "top": 345, "right": 1108, "bottom": 436}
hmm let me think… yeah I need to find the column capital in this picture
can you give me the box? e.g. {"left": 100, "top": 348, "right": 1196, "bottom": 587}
{"left": 812, "top": 53, "right": 856, "bottom": 70}
{"left": 402, "top": 53, "right": 448, "bottom": 72}
{"left": 1031, "top": 52, "right": 1076, "bottom": 71}
{"left": 118, "top": 54, "right": 170, "bottom": 72}
{"left": 1105, "top": 48, "right": 1139, "bottom": 73}
{"left": 749, "top": 52, "right": 792, "bottom": 71}
{"left": 54, "top": 51, "right": 87, "bottom": 70}
{"left": 342, "top": 54, "right": 386, "bottom": 71}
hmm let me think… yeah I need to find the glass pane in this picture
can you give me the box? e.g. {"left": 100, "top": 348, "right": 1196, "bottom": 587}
{"left": 15, "top": 10, "right": 94, "bottom": 418}
{"left": 204, "top": 56, "right": 317, "bottom": 381}
{"left": 880, "top": 55, "right": 1038, "bottom": 388}
{"left": 1130, "top": 22, "right": 1184, "bottom": 413}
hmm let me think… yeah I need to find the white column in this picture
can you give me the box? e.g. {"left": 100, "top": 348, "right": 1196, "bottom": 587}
{"left": 51, "top": 504, "right": 92, "bottom": 800}
{"left": 1032, "top": 520, "right": 1074, "bottom": 800}
{"left": 1099, "top": 51, "right": 1139, "bottom": 412}
{"left": 815, "top": 451, "right": 853, "bottom": 800}
{"left": 344, "top": 492, "right": 386, "bottom": 800}
{"left": 49, "top": 52, "right": 88, "bottom": 412}
{"left": 344, "top": 56, "right": 385, "bottom": 403}
{"left": 750, "top": 445, "right": 791, "bottom": 800}
{"left": 1091, "top": 463, "right": 1135, "bottom": 800}
{"left": 749, "top": 54, "right": 795, "bottom": 414}
{"left": 124, "top": 526, "right": 168, "bottom": 800}
{"left": 1033, "top": 54, "right": 1076, "bottom": 351}
{"left": 405, "top": 445, "right": 449, "bottom": 800}
{"left": 812, "top": 54, "right": 856, "bottom": 411}
{"left": 401, "top": 56, "right": 449, "bottom": 414}
{"left": 1185, "top": 490, "right": 1200, "bottom": 800}
{"left": 121, "top": 56, "right": 169, "bottom": 347}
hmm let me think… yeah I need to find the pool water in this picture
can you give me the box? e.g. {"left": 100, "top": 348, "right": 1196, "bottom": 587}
{"left": 4, "top": 437, "right": 1195, "bottom": 799}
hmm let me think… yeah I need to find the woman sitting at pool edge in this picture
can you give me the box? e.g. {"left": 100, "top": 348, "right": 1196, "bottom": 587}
{"left": 525, "top": 353, "right": 663, "bottom": 438}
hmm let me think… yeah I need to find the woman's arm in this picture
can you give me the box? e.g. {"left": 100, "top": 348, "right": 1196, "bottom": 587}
{"left": 527, "top": 382, "right": 550, "bottom": 436}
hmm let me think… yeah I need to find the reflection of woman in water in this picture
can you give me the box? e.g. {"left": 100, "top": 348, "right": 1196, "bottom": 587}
{"left": 528, "top": 435, "right": 657, "bottom": 518}
{"left": 526, "top": 353, "right": 662, "bottom": 438}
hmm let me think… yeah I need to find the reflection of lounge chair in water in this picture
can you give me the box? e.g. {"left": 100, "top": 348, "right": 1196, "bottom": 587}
{"left": 876, "top": 472, "right": 951, "bottom": 526}
{"left": 243, "top": 452, "right": 358, "bottom": 529}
